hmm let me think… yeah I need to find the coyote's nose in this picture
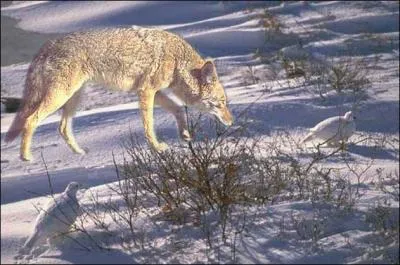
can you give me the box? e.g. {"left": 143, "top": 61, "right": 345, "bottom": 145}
{"left": 223, "top": 109, "right": 233, "bottom": 126}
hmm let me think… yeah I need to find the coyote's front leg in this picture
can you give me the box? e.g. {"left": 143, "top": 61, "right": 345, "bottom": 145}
{"left": 138, "top": 89, "right": 168, "bottom": 152}
{"left": 155, "top": 91, "right": 191, "bottom": 142}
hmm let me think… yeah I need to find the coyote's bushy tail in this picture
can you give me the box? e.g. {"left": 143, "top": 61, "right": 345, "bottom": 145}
{"left": 5, "top": 52, "right": 49, "bottom": 143}
{"left": 5, "top": 112, "right": 26, "bottom": 142}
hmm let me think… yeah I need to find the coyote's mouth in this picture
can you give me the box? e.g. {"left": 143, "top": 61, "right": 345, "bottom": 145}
{"left": 211, "top": 110, "right": 233, "bottom": 126}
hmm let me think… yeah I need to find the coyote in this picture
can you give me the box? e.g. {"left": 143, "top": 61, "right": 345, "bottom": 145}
{"left": 5, "top": 27, "right": 233, "bottom": 161}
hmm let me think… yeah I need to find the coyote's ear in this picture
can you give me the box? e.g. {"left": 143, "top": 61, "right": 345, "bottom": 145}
{"left": 191, "top": 61, "right": 215, "bottom": 85}
{"left": 200, "top": 61, "right": 215, "bottom": 84}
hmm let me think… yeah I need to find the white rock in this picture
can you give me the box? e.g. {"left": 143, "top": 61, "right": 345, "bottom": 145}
{"left": 19, "top": 182, "right": 83, "bottom": 255}
{"left": 302, "top": 111, "right": 356, "bottom": 146}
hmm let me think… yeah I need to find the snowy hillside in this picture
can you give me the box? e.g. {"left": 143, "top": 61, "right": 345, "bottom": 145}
{"left": 1, "top": 1, "right": 399, "bottom": 264}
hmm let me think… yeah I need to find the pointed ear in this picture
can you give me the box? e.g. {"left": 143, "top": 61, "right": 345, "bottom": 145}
{"left": 200, "top": 61, "right": 215, "bottom": 84}
{"left": 190, "top": 68, "right": 202, "bottom": 82}
{"left": 190, "top": 61, "right": 215, "bottom": 85}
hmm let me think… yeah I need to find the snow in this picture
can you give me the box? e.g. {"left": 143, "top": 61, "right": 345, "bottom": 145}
{"left": 1, "top": 1, "right": 399, "bottom": 264}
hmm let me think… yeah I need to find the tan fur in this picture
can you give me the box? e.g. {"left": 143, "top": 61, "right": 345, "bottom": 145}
{"left": 5, "top": 27, "right": 233, "bottom": 161}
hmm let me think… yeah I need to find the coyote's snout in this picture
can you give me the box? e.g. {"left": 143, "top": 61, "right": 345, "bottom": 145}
{"left": 4, "top": 27, "right": 233, "bottom": 161}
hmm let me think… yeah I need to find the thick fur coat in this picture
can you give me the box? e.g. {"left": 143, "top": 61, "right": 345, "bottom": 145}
{"left": 5, "top": 27, "right": 233, "bottom": 161}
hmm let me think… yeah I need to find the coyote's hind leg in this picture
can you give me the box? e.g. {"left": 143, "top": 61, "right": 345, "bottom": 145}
{"left": 20, "top": 68, "right": 87, "bottom": 161}
{"left": 59, "top": 89, "right": 86, "bottom": 155}
{"left": 21, "top": 90, "right": 74, "bottom": 161}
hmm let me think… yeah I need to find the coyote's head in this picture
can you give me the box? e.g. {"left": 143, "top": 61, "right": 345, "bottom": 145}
{"left": 188, "top": 60, "right": 233, "bottom": 126}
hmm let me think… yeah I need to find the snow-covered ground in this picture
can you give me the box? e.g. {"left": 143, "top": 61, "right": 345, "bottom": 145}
{"left": 1, "top": 1, "right": 399, "bottom": 264}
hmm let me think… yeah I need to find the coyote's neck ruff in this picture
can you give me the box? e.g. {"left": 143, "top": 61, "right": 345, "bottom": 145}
{"left": 5, "top": 27, "right": 233, "bottom": 161}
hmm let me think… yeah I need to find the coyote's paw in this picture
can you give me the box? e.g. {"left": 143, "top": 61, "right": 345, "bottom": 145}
{"left": 74, "top": 147, "right": 87, "bottom": 155}
{"left": 154, "top": 142, "right": 169, "bottom": 152}
{"left": 180, "top": 129, "right": 192, "bottom": 142}
{"left": 20, "top": 153, "right": 33, "bottom": 162}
